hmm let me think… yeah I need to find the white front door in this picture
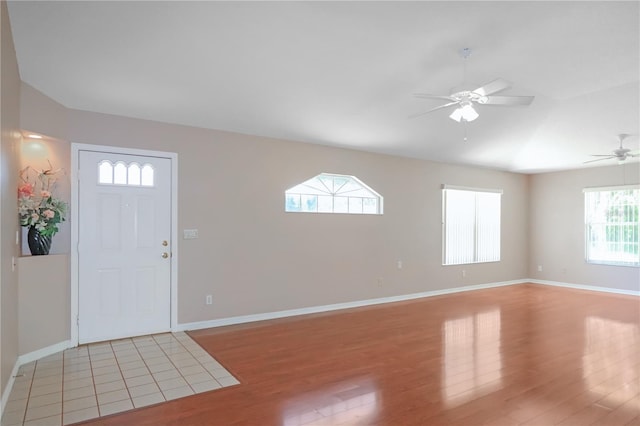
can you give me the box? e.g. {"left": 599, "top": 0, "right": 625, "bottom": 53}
{"left": 78, "top": 150, "right": 172, "bottom": 343}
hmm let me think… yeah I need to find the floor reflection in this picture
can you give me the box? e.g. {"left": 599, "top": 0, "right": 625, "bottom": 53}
{"left": 282, "top": 378, "right": 379, "bottom": 426}
{"left": 583, "top": 316, "right": 639, "bottom": 409}
{"left": 442, "top": 309, "right": 502, "bottom": 407}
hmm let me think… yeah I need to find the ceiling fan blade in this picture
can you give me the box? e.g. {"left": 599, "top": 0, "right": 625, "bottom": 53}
{"left": 413, "top": 93, "right": 456, "bottom": 101}
{"left": 482, "top": 95, "right": 535, "bottom": 106}
{"left": 408, "top": 101, "right": 459, "bottom": 119}
{"left": 584, "top": 156, "right": 616, "bottom": 164}
{"left": 473, "top": 78, "right": 512, "bottom": 96}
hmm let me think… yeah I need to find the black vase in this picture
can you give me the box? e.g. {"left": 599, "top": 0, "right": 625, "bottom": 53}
{"left": 27, "top": 226, "right": 52, "bottom": 255}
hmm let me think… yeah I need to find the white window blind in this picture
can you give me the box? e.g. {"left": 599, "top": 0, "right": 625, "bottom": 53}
{"left": 584, "top": 185, "right": 639, "bottom": 266}
{"left": 443, "top": 186, "right": 502, "bottom": 265}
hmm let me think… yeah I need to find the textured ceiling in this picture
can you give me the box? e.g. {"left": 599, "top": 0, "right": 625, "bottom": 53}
{"left": 7, "top": 1, "right": 640, "bottom": 173}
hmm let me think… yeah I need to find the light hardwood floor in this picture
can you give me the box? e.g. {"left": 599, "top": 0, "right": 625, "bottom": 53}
{"left": 76, "top": 283, "right": 639, "bottom": 425}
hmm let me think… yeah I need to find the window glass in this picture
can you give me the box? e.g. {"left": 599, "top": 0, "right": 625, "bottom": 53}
{"left": 285, "top": 173, "right": 382, "bottom": 215}
{"left": 443, "top": 187, "right": 501, "bottom": 265}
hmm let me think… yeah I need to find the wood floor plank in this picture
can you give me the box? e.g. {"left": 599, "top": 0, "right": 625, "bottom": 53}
{"left": 77, "top": 283, "right": 640, "bottom": 425}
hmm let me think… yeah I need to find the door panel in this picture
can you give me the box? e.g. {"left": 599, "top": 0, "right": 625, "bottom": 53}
{"left": 79, "top": 151, "right": 171, "bottom": 343}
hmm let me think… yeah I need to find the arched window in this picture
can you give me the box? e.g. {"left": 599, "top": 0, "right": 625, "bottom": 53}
{"left": 285, "top": 173, "right": 383, "bottom": 215}
{"left": 96, "top": 160, "right": 155, "bottom": 187}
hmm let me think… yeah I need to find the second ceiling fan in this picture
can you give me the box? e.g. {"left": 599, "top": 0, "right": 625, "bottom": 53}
{"left": 411, "top": 48, "right": 535, "bottom": 122}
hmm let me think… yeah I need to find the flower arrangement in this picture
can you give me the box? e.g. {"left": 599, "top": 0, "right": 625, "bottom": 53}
{"left": 18, "top": 161, "right": 68, "bottom": 237}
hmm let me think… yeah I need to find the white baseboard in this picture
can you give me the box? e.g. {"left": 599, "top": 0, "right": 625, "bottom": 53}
{"left": 1, "top": 359, "right": 21, "bottom": 417}
{"left": 17, "top": 340, "right": 73, "bottom": 366}
{"left": 175, "top": 279, "right": 526, "bottom": 332}
{"left": 1, "top": 340, "right": 72, "bottom": 416}
{"left": 528, "top": 279, "right": 640, "bottom": 296}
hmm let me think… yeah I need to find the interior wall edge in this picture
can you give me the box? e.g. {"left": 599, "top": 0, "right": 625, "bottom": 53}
{"left": 528, "top": 279, "right": 640, "bottom": 297}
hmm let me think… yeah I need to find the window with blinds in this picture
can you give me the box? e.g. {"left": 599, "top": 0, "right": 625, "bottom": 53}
{"left": 442, "top": 186, "right": 502, "bottom": 265}
{"left": 584, "top": 185, "right": 639, "bottom": 266}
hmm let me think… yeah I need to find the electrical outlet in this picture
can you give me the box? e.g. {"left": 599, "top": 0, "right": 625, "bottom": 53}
{"left": 206, "top": 295, "right": 212, "bottom": 305}
{"left": 377, "top": 277, "right": 384, "bottom": 286}
{"left": 462, "top": 269, "right": 466, "bottom": 278}
{"left": 537, "top": 265, "right": 543, "bottom": 272}
{"left": 397, "top": 260, "right": 403, "bottom": 270}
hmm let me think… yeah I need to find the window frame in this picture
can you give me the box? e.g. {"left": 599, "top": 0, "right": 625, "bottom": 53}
{"left": 583, "top": 184, "right": 639, "bottom": 267}
{"left": 285, "top": 173, "right": 383, "bottom": 215}
{"left": 442, "top": 185, "right": 503, "bottom": 266}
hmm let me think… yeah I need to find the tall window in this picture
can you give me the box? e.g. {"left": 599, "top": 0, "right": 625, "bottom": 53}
{"left": 442, "top": 185, "right": 502, "bottom": 265}
{"left": 285, "top": 173, "right": 383, "bottom": 215}
{"left": 584, "top": 185, "right": 639, "bottom": 266}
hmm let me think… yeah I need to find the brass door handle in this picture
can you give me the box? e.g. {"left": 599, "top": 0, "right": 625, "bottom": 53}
{"left": 162, "top": 240, "right": 168, "bottom": 246}
{"left": 162, "top": 252, "right": 169, "bottom": 259}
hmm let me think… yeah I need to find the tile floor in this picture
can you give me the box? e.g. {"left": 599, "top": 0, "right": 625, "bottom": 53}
{"left": 1, "top": 332, "right": 239, "bottom": 426}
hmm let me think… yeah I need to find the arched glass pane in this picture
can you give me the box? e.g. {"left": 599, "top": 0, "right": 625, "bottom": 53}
{"left": 114, "top": 162, "right": 127, "bottom": 185}
{"left": 98, "top": 161, "right": 113, "bottom": 184}
{"left": 128, "top": 163, "right": 141, "bottom": 186}
{"left": 141, "top": 164, "right": 154, "bottom": 186}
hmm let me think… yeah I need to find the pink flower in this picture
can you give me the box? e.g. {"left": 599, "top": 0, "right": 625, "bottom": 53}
{"left": 31, "top": 213, "right": 39, "bottom": 220}
{"left": 18, "top": 183, "right": 34, "bottom": 198}
{"left": 41, "top": 190, "right": 51, "bottom": 198}
{"left": 43, "top": 209, "right": 55, "bottom": 219}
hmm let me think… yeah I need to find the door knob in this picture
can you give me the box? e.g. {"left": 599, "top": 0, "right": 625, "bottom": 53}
{"left": 162, "top": 252, "right": 169, "bottom": 258}
{"left": 162, "top": 240, "right": 168, "bottom": 246}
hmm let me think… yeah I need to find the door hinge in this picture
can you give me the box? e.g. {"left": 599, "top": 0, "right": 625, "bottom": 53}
{"left": 76, "top": 315, "right": 79, "bottom": 326}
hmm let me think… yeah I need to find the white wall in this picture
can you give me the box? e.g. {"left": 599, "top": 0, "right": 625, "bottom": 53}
{"left": 529, "top": 163, "right": 640, "bottom": 292}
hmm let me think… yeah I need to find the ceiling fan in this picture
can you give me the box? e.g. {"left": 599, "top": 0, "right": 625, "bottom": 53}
{"left": 584, "top": 134, "right": 639, "bottom": 164}
{"left": 411, "top": 48, "right": 535, "bottom": 122}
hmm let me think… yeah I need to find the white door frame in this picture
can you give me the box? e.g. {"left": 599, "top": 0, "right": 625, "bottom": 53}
{"left": 70, "top": 143, "right": 178, "bottom": 346}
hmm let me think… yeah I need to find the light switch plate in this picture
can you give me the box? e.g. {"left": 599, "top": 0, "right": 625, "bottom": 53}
{"left": 183, "top": 229, "right": 198, "bottom": 239}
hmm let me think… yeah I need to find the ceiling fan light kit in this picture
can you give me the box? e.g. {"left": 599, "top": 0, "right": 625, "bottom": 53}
{"left": 412, "top": 48, "right": 535, "bottom": 123}
{"left": 585, "top": 134, "right": 639, "bottom": 164}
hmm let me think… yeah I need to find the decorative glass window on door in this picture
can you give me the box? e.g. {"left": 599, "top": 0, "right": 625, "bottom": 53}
{"left": 98, "top": 160, "right": 155, "bottom": 187}
{"left": 285, "top": 173, "right": 383, "bottom": 214}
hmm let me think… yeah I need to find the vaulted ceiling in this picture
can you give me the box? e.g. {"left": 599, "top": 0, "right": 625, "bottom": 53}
{"left": 7, "top": 1, "right": 639, "bottom": 173}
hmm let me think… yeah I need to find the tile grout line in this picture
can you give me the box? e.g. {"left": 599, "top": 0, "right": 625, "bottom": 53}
{"left": 128, "top": 337, "right": 163, "bottom": 408}
{"left": 152, "top": 333, "right": 202, "bottom": 395}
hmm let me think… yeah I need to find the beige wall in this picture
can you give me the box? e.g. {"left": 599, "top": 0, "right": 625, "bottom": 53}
{"left": 60, "top": 108, "right": 529, "bottom": 323}
{"left": 1, "top": 0, "right": 22, "bottom": 402}
{"left": 18, "top": 255, "right": 69, "bottom": 354}
{"left": 529, "top": 163, "right": 640, "bottom": 292}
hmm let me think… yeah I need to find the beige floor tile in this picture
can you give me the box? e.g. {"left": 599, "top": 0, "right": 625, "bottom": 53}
{"left": 24, "top": 402, "right": 62, "bottom": 421}
{"left": 218, "top": 376, "right": 240, "bottom": 387}
{"left": 147, "top": 362, "right": 173, "bottom": 374}
{"left": 62, "top": 377, "right": 94, "bottom": 391}
{"left": 1, "top": 408, "right": 26, "bottom": 425}
{"left": 132, "top": 392, "right": 165, "bottom": 408}
{"left": 5, "top": 333, "right": 236, "bottom": 426}
{"left": 96, "top": 389, "right": 130, "bottom": 405}
{"left": 31, "top": 375, "right": 62, "bottom": 387}
{"left": 178, "top": 365, "right": 206, "bottom": 376}
{"left": 184, "top": 372, "right": 214, "bottom": 385}
{"left": 63, "top": 385, "right": 95, "bottom": 401}
{"left": 121, "top": 367, "right": 149, "bottom": 379}
{"left": 93, "top": 372, "right": 122, "bottom": 385}
{"left": 63, "top": 395, "right": 97, "bottom": 412}
{"left": 124, "top": 374, "right": 155, "bottom": 388}
{"left": 62, "top": 406, "right": 99, "bottom": 426}
{"left": 190, "top": 380, "right": 222, "bottom": 393}
{"left": 157, "top": 377, "right": 188, "bottom": 392}
{"left": 162, "top": 385, "right": 194, "bottom": 401}
{"left": 28, "top": 383, "right": 62, "bottom": 398}
{"left": 95, "top": 379, "right": 126, "bottom": 394}
{"left": 128, "top": 382, "right": 161, "bottom": 398}
{"left": 25, "top": 391, "right": 62, "bottom": 409}
{"left": 99, "top": 398, "right": 134, "bottom": 416}
{"left": 152, "top": 369, "right": 180, "bottom": 382}
{"left": 118, "top": 359, "right": 146, "bottom": 371}
{"left": 23, "top": 414, "right": 61, "bottom": 426}
{"left": 91, "top": 364, "right": 120, "bottom": 376}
